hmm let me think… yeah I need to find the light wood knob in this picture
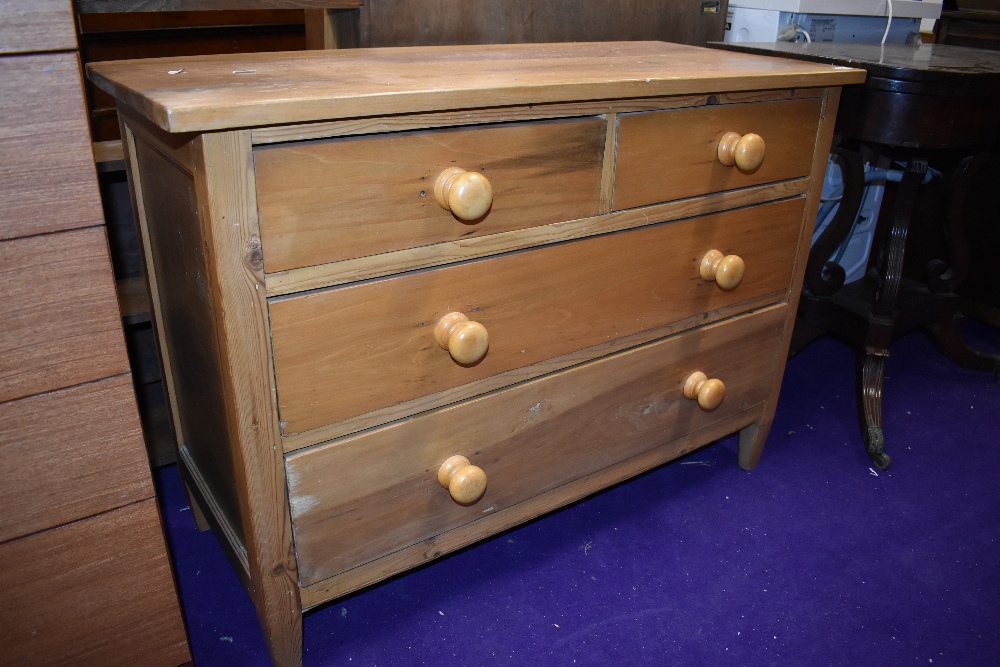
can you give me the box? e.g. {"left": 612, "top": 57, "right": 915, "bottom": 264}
{"left": 434, "top": 167, "right": 493, "bottom": 221}
{"left": 717, "top": 131, "right": 765, "bottom": 172}
{"left": 438, "top": 455, "right": 487, "bottom": 505}
{"left": 700, "top": 249, "right": 745, "bottom": 291}
{"left": 683, "top": 371, "right": 726, "bottom": 411}
{"left": 435, "top": 312, "right": 489, "bottom": 365}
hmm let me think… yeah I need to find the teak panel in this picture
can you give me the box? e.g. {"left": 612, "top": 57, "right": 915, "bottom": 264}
{"left": 0, "top": 53, "right": 105, "bottom": 241}
{"left": 0, "top": 0, "right": 77, "bottom": 54}
{"left": 287, "top": 304, "right": 788, "bottom": 586}
{"left": 0, "top": 228, "right": 129, "bottom": 404}
{"left": 269, "top": 197, "right": 804, "bottom": 435}
{"left": 254, "top": 118, "right": 606, "bottom": 271}
{"left": 85, "top": 42, "right": 866, "bottom": 133}
{"left": 0, "top": 375, "right": 152, "bottom": 543}
{"left": 0, "top": 500, "right": 191, "bottom": 667}
{"left": 614, "top": 98, "right": 822, "bottom": 210}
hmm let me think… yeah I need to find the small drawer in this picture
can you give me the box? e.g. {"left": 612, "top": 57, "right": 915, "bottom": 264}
{"left": 268, "top": 197, "right": 804, "bottom": 435}
{"left": 254, "top": 118, "right": 607, "bottom": 272}
{"left": 285, "top": 303, "right": 787, "bottom": 586}
{"left": 614, "top": 98, "right": 822, "bottom": 211}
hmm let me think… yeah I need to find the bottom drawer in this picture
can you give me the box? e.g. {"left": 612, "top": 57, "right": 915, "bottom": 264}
{"left": 286, "top": 304, "right": 788, "bottom": 587}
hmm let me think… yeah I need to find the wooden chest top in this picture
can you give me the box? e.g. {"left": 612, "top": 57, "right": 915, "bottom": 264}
{"left": 87, "top": 41, "right": 864, "bottom": 132}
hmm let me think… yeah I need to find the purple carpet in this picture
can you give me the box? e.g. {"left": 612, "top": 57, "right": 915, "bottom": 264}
{"left": 155, "top": 322, "right": 1000, "bottom": 666}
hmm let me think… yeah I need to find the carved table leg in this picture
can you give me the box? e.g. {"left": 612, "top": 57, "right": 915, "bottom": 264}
{"left": 854, "top": 157, "right": 927, "bottom": 468}
{"left": 805, "top": 147, "right": 866, "bottom": 297}
{"left": 858, "top": 348, "right": 891, "bottom": 469}
{"left": 926, "top": 153, "right": 992, "bottom": 294}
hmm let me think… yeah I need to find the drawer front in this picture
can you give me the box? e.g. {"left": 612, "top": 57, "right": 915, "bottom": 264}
{"left": 286, "top": 303, "right": 788, "bottom": 586}
{"left": 0, "top": 375, "right": 152, "bottom": 543}
{"left": 614, "top": 99, "right": 822, "bottom": 211}
{"left": 0, "top": 500, "right": 191, "bottom": 667}
{"left": 269, "top": 197, "right": 804, "bottom": 435}
{"left": 254, "top": 118, "right": 606, "bottom": 272}
{"left": 0, "top": 53, "right": 104, "bottom": 240}
{"left": 0, "top": 229, "right": 129, "bottom": 403}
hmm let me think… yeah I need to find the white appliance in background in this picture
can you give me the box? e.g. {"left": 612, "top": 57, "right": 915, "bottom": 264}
{"left": 724, "top": 0, "right": 943, "bottom": 44}
{"left": 723, "top": 1, "right": 945, "bottom": 285}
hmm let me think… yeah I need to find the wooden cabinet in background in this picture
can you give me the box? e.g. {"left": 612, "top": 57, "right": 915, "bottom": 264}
{"left": 939, "top": 8, "right": 1000, "bottom": 50}
{"left": 0, "top": 2, "right": 190, "bottom": 664}
{"left": 353, "top": 0, "right": 730, "bottom": 48}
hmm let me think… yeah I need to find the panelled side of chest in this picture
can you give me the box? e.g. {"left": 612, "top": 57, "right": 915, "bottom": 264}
{"left": 120, "top": 112, "right": 303, "bottom": 667}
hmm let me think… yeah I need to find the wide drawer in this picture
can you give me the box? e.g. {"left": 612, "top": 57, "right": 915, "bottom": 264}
{"left": 613, "top": 98, "right": 822, "bottom": 211}
{"left": 254, "top": 117, "right": 606, "bottom": 272}
{"left": 286, "top": 303, "right": 788, "bottom": 586}
{"left": 269, "top": 197, "right": 805, "bottom": 435}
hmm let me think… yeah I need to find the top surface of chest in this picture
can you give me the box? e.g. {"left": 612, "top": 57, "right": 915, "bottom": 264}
{"left": 87, "top": 41, "right": 864, "bottom": 133}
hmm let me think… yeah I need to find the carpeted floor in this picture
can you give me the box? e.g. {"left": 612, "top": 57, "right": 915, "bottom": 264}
{"left": 155, "top": 322, "right": 1000, "bottom": 666}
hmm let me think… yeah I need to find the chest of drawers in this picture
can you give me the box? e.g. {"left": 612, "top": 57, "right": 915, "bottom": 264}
{"left": 89, "top": 41, "right": 864, "bottom": 667}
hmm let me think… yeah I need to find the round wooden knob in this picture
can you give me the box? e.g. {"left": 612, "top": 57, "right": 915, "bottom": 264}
{"left": 700, "top": 249, "right": 745, "bottom": 291}
{"left": 717, "top": 131, "right": 765, "bottom": 172}
{"left": 438, "top": 455, "right": 487, "bottom": 505}
{"left": 683, "top": 371, "right": 726, "bottom": 411}
{"left": 435, "top": 312, "right": 489, "bottom": 365}
{"left": 434, "top": 167, "right": 493, "bottom": 221}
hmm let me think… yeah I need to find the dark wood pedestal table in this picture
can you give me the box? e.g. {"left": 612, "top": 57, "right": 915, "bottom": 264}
{"left": 712, "top": 42, "right": 1000, "bottom": 469}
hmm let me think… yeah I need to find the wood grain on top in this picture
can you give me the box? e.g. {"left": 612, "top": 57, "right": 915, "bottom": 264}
{"left": 87, "top": 41, "right": 866, "bottom": 133}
